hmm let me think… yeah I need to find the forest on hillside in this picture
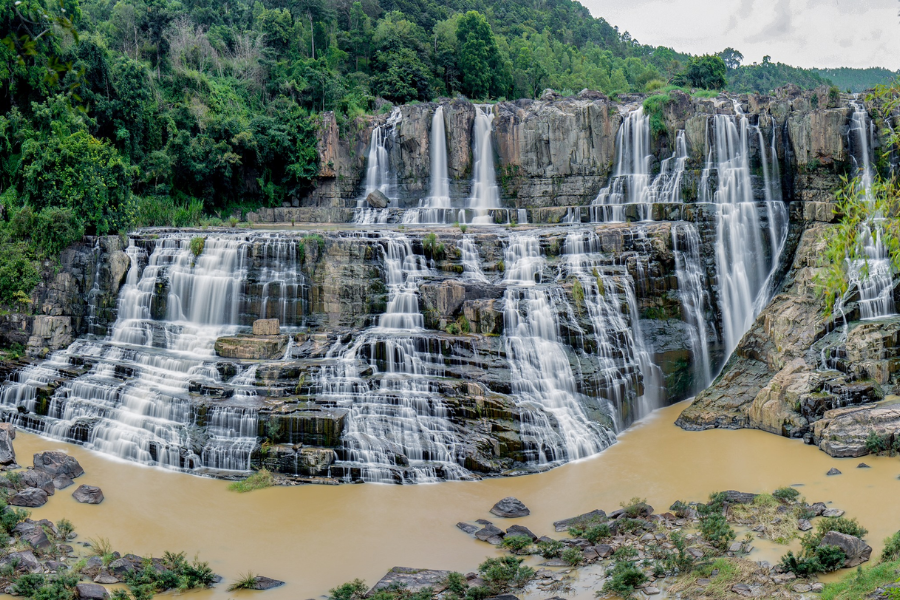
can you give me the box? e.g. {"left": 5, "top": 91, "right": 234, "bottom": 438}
{"left": 0, "top": 0, "right": 889, "bottom": 307}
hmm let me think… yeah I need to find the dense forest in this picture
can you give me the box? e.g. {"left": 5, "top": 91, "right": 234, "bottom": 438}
{"left": 812, "top": 68, "right": 899, "bottom": 93}
{"left": 0, "top": 0, "right": 893, "bottom": 306}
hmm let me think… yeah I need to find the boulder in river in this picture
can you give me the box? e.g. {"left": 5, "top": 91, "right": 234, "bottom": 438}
{"left": 53, "top": 475, "right": 74, "bottom": 490}
{"left": 369, "top": 567, "right": 452, "bottom": 595}
{"left": 474, "top": 523, "right": 504, "bottom": 543}
{"left": 489, "top": 497, "right": 530, "bottom": 518}
{"left": 819, "top": 531, "right": 872, "bottom": 567}
{"left": 73, "top": 485, "right": 104, "bottom": 504}
{"left": 857, "top": 463, "right": 871, "bottom": 468}
{"left": 456, "top": 522, "right": 479, "bottom": 535}
{"left": 33, "top": 451, "right": 85, "bottom": 478}
{"left": 505, "top": 524, "right": 537, "bottom": 541}
{"left": 9, "top": 488, "right": 48, "bottom": 508}
{"left": 826, "top": 468, "right": 842, "bottom": 476}
{"left": 553, "top": 509, "right": 606, "bottom": 532}
{"left": 366, "top": 190, "right": 390, "bottom": 209}
{"left": 822, "top": 508, "right": 845, "bottom": 517}
{"left": 246, "top": 576, "right": 285, "bottom": 590}
{"left": 22, "top": 469, "right": 55, "bottom": 495}
{"left": 0, "top": 427, "right": 15, "bottom": 466}
{"left": 75, "top": 583, "right": 110, "bottom": 600}
{"left": 1, "top": 551, "right": 41, "bottom": 573}
{"left": 20, "top": 527, "right": 51, "bottom": 551}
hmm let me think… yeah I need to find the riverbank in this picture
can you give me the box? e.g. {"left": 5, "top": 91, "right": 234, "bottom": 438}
{"left": 7, "top": 400, "right": 900, "bottom": 598}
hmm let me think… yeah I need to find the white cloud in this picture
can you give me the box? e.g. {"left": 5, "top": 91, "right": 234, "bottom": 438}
{"left": 581, "top": 0, "right": 900, "bottom": 70}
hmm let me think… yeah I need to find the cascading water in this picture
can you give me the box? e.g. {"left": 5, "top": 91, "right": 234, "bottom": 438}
{"left": 671, "top": 224, "right": 714, "bottom": 388}
{"left": 703, "top": 108, "right": 788, "bottom": 355}
{"left": 355, "top": 108, "right": 401, "bottom": 224}
{"left": 847, "top": 100, "right": 895, "bottom": 319}
{"left": 560, "top": 229, "right": 665, "bottom": 423}
{"left": 404, "top": 106, "right": 452, "bottom": 225}
{"left": 459, "top": 236, "right": 489, "bottom": 283}
{"left": 591, "top": 108, "right": 688, "bottom": 222}
{"left": 0, "top": 233, "right": 308, "bottom": 472}
{"left": 502, "top": 232, "right": 615, "bottom": 461}
{"left": 469, "top": 106, "right": 502, "bottom": 225}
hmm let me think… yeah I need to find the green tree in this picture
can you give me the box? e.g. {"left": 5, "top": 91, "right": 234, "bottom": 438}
{"left": 455, "top": 11, "right": 506, "bottom": 99}
{"left": 674, "top": 55, "right": 728, "bottom": 90}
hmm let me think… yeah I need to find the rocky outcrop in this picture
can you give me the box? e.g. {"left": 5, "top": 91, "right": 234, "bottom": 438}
{"left": 215, "top": 335, "right": 289, "bottom": 360}
{"left": 0, "top": 236, "right": 130, "bottom": 357}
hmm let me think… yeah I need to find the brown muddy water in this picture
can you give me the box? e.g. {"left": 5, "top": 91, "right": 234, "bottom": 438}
{"left": 16, "top": 401, "right": 900, "bottom": 598}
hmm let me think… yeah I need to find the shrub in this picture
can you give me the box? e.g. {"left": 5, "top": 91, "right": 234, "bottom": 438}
{"left": 699, "top": 512, "right": 735, "bottom": 551}
{"left": 87, "top": 537, "right": 114, "bottom": 557}
{"left": 500, "top": 535, "right": 532, "bottom": 554}
{"left": 670, "top": 500, "right": 692, "bottom": 519}
{"left": 882, "top": 531, "right": 900, "bottom": 562}
{"left": 772, "top": 487, "right": 801, "bottom": 503}
{"left": 55, "top": 519, "right": 74, "bottom": 540}
{"left": 228, "top": 572, "right": 259, "bottom": 591}
{"left": 477, "top": 556, "right": 534, "bottom": 594}
{"left": 865, "top": 431, "right": 889, "bottom": 455}
{"left": 601, "top": 560, "right": 647, "bottom": 599}
{"left": 227, "top": 469, "right": 275, "bottom": 493}
{"left": 123, "top": 553, "right": 216, "bottom": 595}
{"left": 536, "top": 539, "right": 563, "bottom": 558}
{"left": 561, "top": 547, "right": 582, "bottom": 566}
{"left": 190, "top": 236, "right": 205, "bottom": 258}
{"left": 578, "top": 523, "right": 611, "bottom": 545}
{"left": 443, "top": 572, "right": 468, "bottom": 600}
{"left": 571, "top": 278, "right": 584, "bottom": 306}
{"left": 457, "top": 315, "right": 471, "bottom": 334}
{"left": 780, "top": 545, "right": 847, "bottom": 577}
{"left": 329, "top": 579, "right": 368, "bottom": 600}
{"left": 11, "top": 573, "right": 47, "bottom": 597}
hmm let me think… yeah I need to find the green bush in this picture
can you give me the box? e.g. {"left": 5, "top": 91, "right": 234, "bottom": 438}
{"left": 780, "top": 545, "right": 846, "bottom": 577}
{"left": 536, "top": 539, "right": 563, "bottom": 558}
{"left": 601, "top": 560, "right": 648, "bottom": 599}
{"left": 802, "top": 518, "right": 869, "bottom": 555}
{"left": 865, "top": 431, "right": 889, "bottom": 455}
{"left": 500, "top": 535, "right": 532, "bottom": 554}
{"left": 190, "top": 236, "right": 206, "bottom": 258}
{"left": 772, "top": 487, "right": 801, "bottom": 503}
{"left": 329, "top": 579, "right": 368, "bottom": 600}
{"left": 227, "top": 469, "right": 275, "bottom": 493}
{"left": 477, "top": 556, "right": 534, "bottom": 594}
{"left": 882, "top": 531, "right": 900, "bottom": 562}
{"left": 560, "top": 546, "right": 582, "bottom": 566}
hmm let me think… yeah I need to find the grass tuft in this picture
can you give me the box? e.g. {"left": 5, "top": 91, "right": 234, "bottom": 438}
{"left": 227, "top": 469, "right": 275, "bottom": 493}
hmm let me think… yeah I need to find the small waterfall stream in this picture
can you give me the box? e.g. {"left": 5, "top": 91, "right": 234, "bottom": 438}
{"left": 469, "top": 106, "right": 502, "bottom": 224}
{"left": 672, "top": 223, "right": 714, "bottom": 389}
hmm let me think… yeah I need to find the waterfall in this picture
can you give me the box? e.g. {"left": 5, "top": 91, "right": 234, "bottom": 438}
{"left": 459, "top": 236, "right": 488, "bottom": 283}
{"left": 672, "top": 224, "right": 714, "bottom": 389}
{"left": 378, "top": 237, "right": 428, "bottom": 330}
{"left": 591, "top": 108, "right": 688, "bottom": 222}
{"left": 428, "top": 106, "right": 451, "bottom": 207}
{"left": 0, "top": 233, "right": 308, "bottom": 473}
{"left": 705, "top": 110, "right": 788, "bottom": 355}
{"left": 502, "top": 232, "right": 614, "bottom": 462}
{"left": 848, "top": 101, "right": 895, "bottom": 319}
{"left": 560, "top": 230, "right": 664, "bottom": 424}
{"left": 469, "top": 106, "right": 501, "bottom": 225}
{"left": 355, "top": 108, "right": 401, "bottom": 224}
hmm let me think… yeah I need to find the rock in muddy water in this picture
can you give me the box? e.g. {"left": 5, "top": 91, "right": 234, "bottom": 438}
{"left": 819, "top": 531, "right": 872, "bottom": 567}
{"left": 20, "top": 527, "right": 51, "bottom": 551}
{"left": 93, "top": 574, "right": 119, "bottom": 585}
{"left": 370, "top": 567, "right": 452, "bottom": 595}
{"left": 474, "top": 524, "right": 504, "bottom": 541}
{"left": 827, "top": 468, "right": 841, "bottom": 476}
{"left": 722, "top": 491, "right": 757, "bottom": 504}
{"left": 73, "top": 485, "right": 104, "bottom": 504}
{"left": 0, "top": 428, "right": 15, "bottom": 465}
{"left": 22, "top": 469, "right": 55, "bottom": 495}
{"left": 456, "top": 522, "right": 479, "bottom": 535}
{"left": 0, "top": 423, "right": 16, "bottom": 440}
{"left": 53, "top": 475, "right": 74, "bottom": 490}
{"left": 246, "top": 576, "right": 285, "bottom": 591}
{"left": 9, "top": 488, "right": 48, "bottom": 507}
{"left": 809, "top": 502, "right": 827, "bottom": 516}
{"left": 553, "top": 509, "right": 606, "bottom": 532}
{"left": 505, "top": 524, "right": 537, "bottom": 541}
{"left": 252, "top": 319, "right": 281, "bottom": 336}
{"left": 822, "top": 508, "right": 845, "bottom": 517}
{"left": 643, "top": 587, "right": 661, "bottom": 595}
{"left": 798, "top": 519, "right": 813, "bottom": 531}
{"left": 490, "top": 497, "right": 530, "bottom": 518}
{"left": 33, "top": 451, "right": 85, "bottom": 478}
{"left": 75, "top": 583, "right": 109, "bottom": 600}
{"left": 366, "top": 190, "right": 390, "bottom": 209}
{"left": 858, "top": 462, "right": 871, "bottom": 468}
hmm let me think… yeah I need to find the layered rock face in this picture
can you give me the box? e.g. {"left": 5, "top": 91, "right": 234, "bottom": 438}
{"left": 0, "top": 237, "right": 130, "bottom": 359}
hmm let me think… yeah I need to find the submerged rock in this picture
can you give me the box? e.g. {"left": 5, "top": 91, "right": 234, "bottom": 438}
{"left": 858, "top": 462, "right": 871, "bottom": 468}
{"left": 456, "top": 522, "right": 479, "bottom": 535}
{"left": 826, "top": 468, "right": 841, "bottom": 476}
{"left": 247, "top": 576, "right": 285, "bottom": 591}
{"left": 489, "top": 497, "right": 530, "bottom": 518}
{"left": 73, "top": 485, "right": 104, "bottom": 504}
{"left": 505, "top": 524, "right": 537, "bottom": 541}
{"left": 33, "top": 451, "right": 85, "bottom": 478}
{"left": 9, "top": 488, "right": 48, "bottom": 507}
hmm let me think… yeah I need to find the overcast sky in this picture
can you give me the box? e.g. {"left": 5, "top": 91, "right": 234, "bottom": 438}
{"left": 581, "top": 0, "right": 900, "bottom": 70}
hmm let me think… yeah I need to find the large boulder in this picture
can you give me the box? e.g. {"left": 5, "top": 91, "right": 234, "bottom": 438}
{"left": 369, "top": 568, "right": 452, "bottom": 595}
{"left": 22, "top": 469, "right": 55, "bottom": 495}
{"left": 9, "top": 488, "right": 48, "bottom": 508}
{"left": 246, "top": 576, "right": 285, "bottom": 591}
{"left": 366, "top": 190, "right": 390, "bottom": 209}
{"left": 553, "top": 509, "right": 607, "bottom": 532}
{"left": 490, "top": 497, "right": 530, "bottom": 518}
{"left": 20, "top": 527, "right": 52, "bottom": 551}
{"left": 1, "top": 551, "right": 41, "bottom": 573}
{"left": 252, "top": 319, "right": 281, "bottom": 336}
{"left": 214, "top": 335, "right": 288, "bottom": 360}
{"left": 73, "top": 485, "right": 104, "bottom": 504}
{"left": 75, "top": 583, "right": 110, "bottom": 600}
{"left": 819, "top": 531, "right": 872, "bottom": 567}
{"left": 33, "top": 451, "right": 85, "bottom": 478}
